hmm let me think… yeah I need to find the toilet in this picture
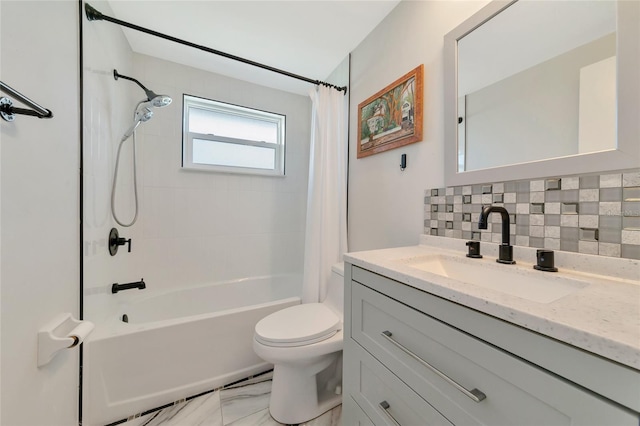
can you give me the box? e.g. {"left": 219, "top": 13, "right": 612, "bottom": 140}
{"left": 253, "top": 263, "right": 344, "bottom": 424}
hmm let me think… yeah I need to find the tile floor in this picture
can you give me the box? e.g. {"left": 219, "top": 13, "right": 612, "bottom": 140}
{"left": 121, "top": 373, "right": 342, "bottom": 426}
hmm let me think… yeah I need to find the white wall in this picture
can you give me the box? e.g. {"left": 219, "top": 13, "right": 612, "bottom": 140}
{"left": 326, "top": 55, "right": 350, "bottom": 89}
{"left": 133, "top": 53, "right": 311, "bottom": 291}
{"left": 83, "top": 47, "right": 311, "bottom": 324}
{"left": 348, "top": 1, "right": 488, "bottom": 251}
{"left": 1, "top": 1, "right": 80, "bottom": 425}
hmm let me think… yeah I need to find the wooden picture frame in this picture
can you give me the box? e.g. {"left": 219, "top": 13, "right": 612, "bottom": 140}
{"left": 357, "top": 64, "right": 424, "bottom": 158}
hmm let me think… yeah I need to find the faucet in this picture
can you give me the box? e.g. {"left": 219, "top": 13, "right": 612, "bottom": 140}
{"left": 111, "top": 279, "right": 146, "bottom": 294}
{"left": 478, "top": 205, "right": 515, "bottom": 264}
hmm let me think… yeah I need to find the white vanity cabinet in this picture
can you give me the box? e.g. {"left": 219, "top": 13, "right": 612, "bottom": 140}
{"left": 343, "top": 264, "right": 640, "bottom": 426}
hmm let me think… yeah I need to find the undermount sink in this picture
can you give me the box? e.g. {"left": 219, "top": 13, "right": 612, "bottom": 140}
{"left": 395, "top": 254, "right": 589, "bottom": 303}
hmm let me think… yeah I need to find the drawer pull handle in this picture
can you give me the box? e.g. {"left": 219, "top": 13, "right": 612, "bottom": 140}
{"left": 379, "top": 400, "right": 401, "bottom": 426}
{"left": 381, "top": 330, "right": 486, "bottom": 403}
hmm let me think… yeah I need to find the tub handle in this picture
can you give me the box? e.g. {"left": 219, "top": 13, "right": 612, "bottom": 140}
{"left": 109, "top": 227, "right": 131, "bottom": 256}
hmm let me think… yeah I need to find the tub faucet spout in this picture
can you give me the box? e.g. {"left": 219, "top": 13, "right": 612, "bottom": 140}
{"left": 478, "top": 205, "right": 515, "bottom": 264}
{"left": 112, "top": 279, "right": 146, "bottom": 294}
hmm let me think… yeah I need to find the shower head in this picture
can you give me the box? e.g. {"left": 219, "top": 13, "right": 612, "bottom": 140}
{"left": 115, "top": 69, "right": 171, "bottom": 141}
{"left": 135, "top": 104, "right": 154, "bottom": 122}
{"left": 121, "top": 104, "right": 153, "bottom": 141}
{"left": 113, "top": 69, "right": 172, "bottom": 107}
{"left": 147, "top": 92, "right": 172, "bottom": 108}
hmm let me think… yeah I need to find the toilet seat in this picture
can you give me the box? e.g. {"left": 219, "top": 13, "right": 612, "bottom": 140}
{"left": 255, "top": 303, "right": 341, "bottom": 347}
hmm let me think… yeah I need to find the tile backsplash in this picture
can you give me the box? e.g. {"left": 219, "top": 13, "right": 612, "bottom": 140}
{"left": 424, "top": 171, "right": 640, "bottom": 260}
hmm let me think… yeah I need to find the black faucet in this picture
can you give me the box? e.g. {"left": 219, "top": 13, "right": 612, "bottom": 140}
{"left": 478, "top": 205, "right": 515, "bottom": 264}
{"left": 112, "top": 279, "right": 146, "bottom": 294}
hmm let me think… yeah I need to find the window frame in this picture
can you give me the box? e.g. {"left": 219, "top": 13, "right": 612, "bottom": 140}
{"left": 182, "top": 94, "right": 286, "bottom": 176}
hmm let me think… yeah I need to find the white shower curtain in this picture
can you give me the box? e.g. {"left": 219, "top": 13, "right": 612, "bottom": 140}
{"left": 302, "top": 85, "right": 348, "bottom": 304}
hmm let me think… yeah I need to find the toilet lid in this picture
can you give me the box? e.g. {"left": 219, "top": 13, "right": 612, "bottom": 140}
{"left": 255, "top": 303, "right": 341, "bottom": 347}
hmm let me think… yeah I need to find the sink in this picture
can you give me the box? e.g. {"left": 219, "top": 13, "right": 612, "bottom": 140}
{"left": 395, "top": 255, "right": 588, "bottom": 303}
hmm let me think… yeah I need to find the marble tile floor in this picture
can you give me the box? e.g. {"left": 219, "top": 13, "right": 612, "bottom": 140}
{"left": 121, "top": 373, "right": 342, "bottom": 426}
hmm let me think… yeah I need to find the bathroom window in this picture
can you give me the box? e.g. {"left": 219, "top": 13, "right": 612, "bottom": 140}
{"left": 182, "top": 95, "right": 285, "bottom": 175}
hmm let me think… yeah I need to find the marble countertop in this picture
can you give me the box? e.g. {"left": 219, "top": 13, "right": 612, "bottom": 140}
{"left": 344, "top": 235, "right": 640, "bottom": 370}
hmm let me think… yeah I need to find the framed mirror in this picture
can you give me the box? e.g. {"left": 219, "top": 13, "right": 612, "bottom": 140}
{"left": 444, "top": 0, "right": 639, "bottom": 186}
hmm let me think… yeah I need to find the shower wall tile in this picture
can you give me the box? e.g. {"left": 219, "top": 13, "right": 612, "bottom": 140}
{"left": 85, "top": 51, "right": 312, "bottom": 325}
{"left": 425, "top": 170, "right": 640, "bottom": 260}
{"left": 134, "top": 53, "right": 312, "bottom": 289}
{"left": 143, "top": 187, "right": 177, "bottom": 239}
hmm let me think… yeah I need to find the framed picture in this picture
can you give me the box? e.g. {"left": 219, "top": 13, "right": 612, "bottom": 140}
{"left": 357, "top": 64, "right": 423, "bottom": 158}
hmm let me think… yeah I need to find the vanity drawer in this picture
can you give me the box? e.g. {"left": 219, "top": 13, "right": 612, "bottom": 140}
{"left": 343, "top": 395, "right": 375, "bottom": 426}
{"left": 346, "top": 341, "right": 453, "bottom": 426}
{"left": 351, "top": 280, "right": 638, "bottom": 425}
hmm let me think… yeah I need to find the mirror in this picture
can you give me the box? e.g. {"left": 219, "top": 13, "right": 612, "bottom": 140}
{"left": 458, "top": 1, "right": 616, "bottom": 172}
{"left": 444, "top": 0, "right": 639, "bottom": 186}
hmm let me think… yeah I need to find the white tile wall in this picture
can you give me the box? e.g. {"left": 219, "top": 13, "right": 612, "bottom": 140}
{"left": 83, "top": 40, "right": 311, "bottom": 324}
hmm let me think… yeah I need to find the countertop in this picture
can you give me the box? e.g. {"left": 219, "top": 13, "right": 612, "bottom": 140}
{"left": 344, "top": 235, "right": 640, "bottom": 370}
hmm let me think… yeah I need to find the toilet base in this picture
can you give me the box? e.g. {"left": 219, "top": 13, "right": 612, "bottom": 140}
{"left": 268, "top": 353, "right": 342, "bottom": 424}
{"left": 271, "top": 394, "right": 342, "bottom": 425}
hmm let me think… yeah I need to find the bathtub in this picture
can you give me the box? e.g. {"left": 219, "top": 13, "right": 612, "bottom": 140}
{"left": 83, "top": 274, "right": 301, "bottom": 426}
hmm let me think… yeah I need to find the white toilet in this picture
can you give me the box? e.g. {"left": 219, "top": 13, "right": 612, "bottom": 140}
{"left": 253, "top": 263, "right": 344, "bottom": 424}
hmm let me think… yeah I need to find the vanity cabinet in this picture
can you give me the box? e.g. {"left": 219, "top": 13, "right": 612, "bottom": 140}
{"left": 343, "top": 264, "right": 640, "bottom": 426}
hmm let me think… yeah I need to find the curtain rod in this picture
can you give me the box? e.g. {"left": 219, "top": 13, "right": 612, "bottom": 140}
{"left": 84, "top": 3, "right": 347, "bottom": 94}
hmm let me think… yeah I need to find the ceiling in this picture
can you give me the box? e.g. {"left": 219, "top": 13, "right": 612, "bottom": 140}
{"left": 106, "top": 1, "right": 401, "bottom": 95}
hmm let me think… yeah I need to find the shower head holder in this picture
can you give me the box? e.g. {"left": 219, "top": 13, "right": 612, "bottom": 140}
{"left": 113, "top": 69, "right": 154, "bottom": 100}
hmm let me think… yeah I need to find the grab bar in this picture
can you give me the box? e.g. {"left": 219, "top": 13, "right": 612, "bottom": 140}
{"left": 1, "top": 81, "right": 53, "bottom": 121}
{"left": 112, "top": 279, "right": 146, "bottom": 294}
{"left": 381, "top": 330, "right": 486, "bottom": 403}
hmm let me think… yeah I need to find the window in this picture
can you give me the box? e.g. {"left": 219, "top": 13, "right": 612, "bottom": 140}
{"left": 183, "top": 95, "right": 286, "bottom": 175}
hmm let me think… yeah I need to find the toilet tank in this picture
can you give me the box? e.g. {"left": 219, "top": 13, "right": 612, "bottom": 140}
{"left": 323, "top": 262, "right": 345, "bottom": 319}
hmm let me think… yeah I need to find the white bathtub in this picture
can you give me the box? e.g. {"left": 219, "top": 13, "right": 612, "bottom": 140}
{"left": 83, "top": 274, "right": 301, "bottom": 426}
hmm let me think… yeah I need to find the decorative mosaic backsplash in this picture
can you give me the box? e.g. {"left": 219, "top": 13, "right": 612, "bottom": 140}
{"left": 424, "top": 171, "right": 640, "bottom": 260}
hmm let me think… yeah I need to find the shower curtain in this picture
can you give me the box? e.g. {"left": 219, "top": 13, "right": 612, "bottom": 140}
{"left": 302, "top": 85, "right": 348, "bottom": 304}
